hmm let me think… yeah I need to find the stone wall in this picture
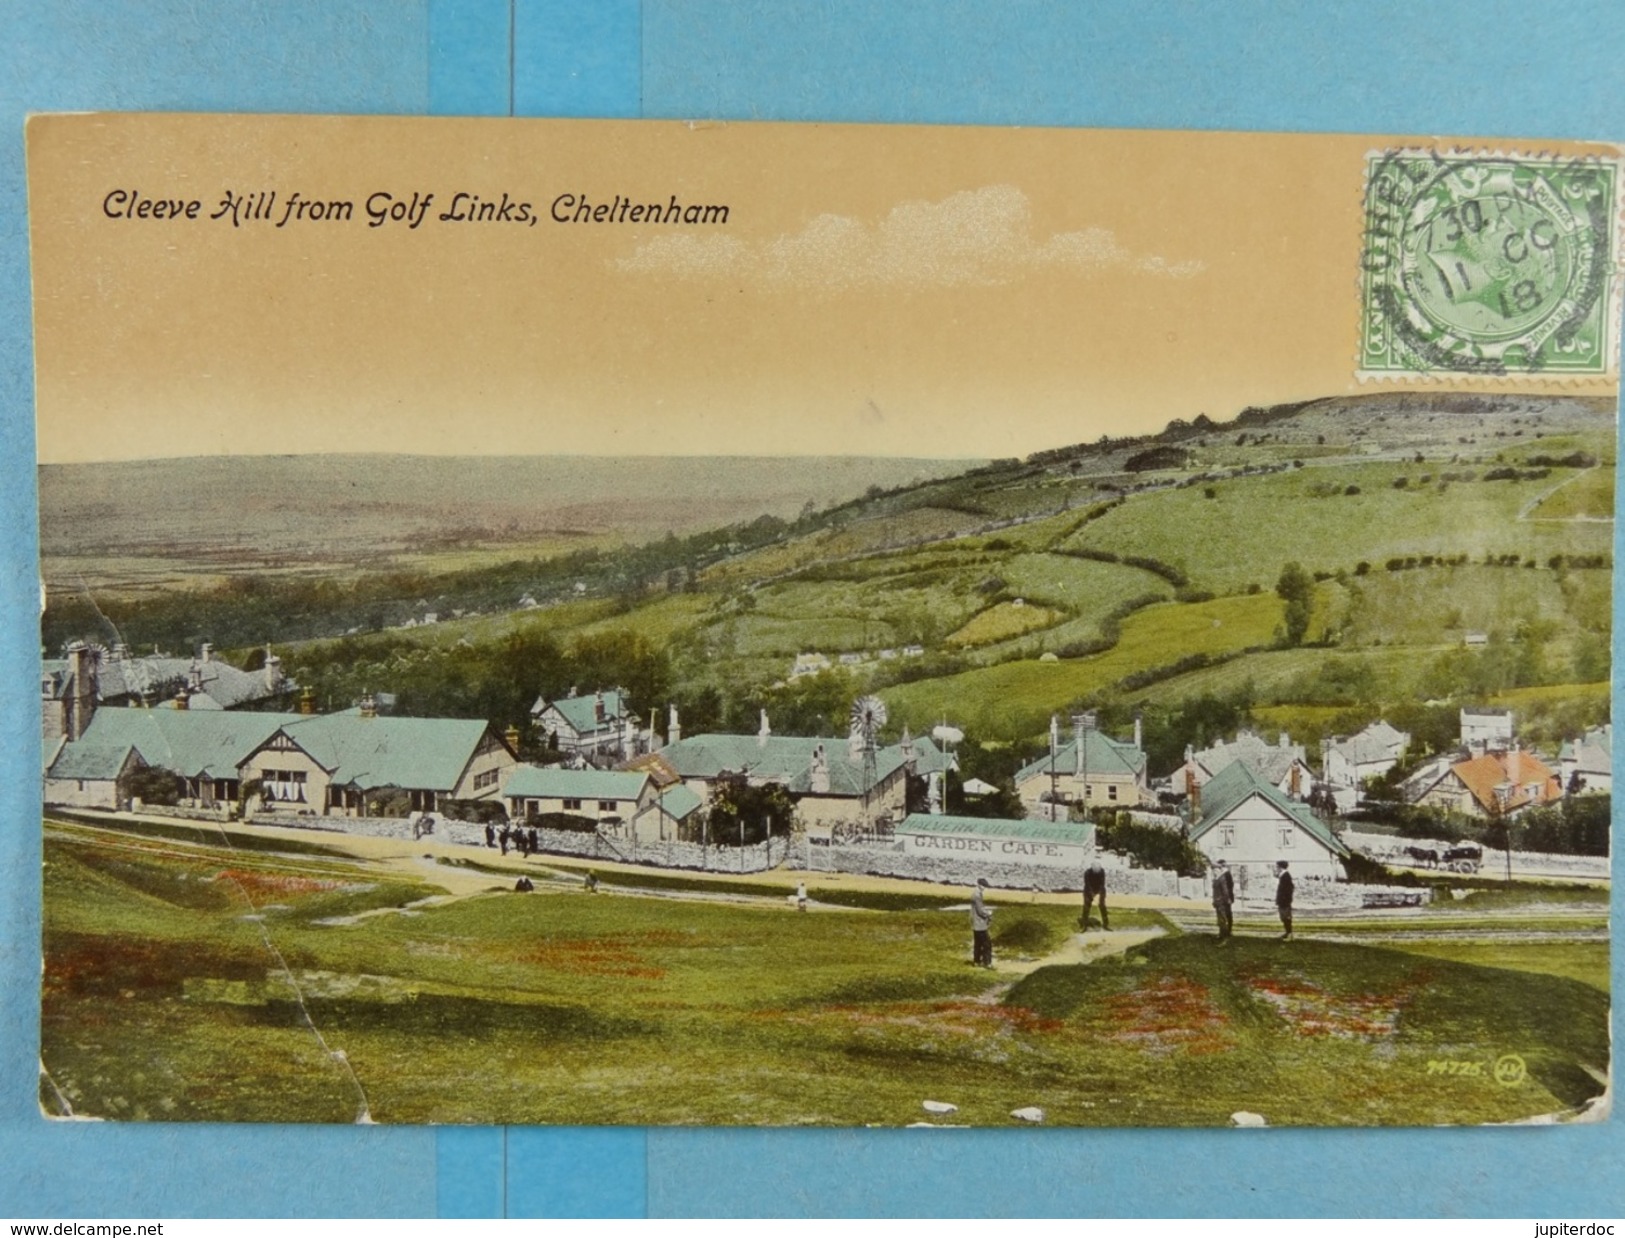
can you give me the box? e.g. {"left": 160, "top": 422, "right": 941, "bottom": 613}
{"left": 1344, "top": 830, "right": 1609, "bottom": 880}
{"left": 813, "top": 843, "right": 1186, "bottom": 895}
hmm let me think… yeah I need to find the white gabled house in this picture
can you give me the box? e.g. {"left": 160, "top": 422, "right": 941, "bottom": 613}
{"left": 531, "top": 687, "right": 641, "bottom": 762}
{"left": 1187, "top": 760, "right": 1351, "bottom": 885}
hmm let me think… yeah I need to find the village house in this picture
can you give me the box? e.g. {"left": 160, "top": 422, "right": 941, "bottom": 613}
{"left": 530, "top": 687, "right": 642, "bottom": 763}
{"left": 1321, "top": 720, "right": 1411, "bottom": 808}
{"left": 43, "top": 640, "right": 297, "bottom": 744}
{"left": 1168, "top": 730, "right": 1314, "bottom": 800}
{"left": 1460, "top": 706, "right": 1514, "bottom": 755}
{"left": 44, "top": 706, "right": 299, "bottom": 810}
{"left": 1558, "top": 724, "right": 1612, "bottom": 795}
{"left": 1187, "top": 760, "right": 1351, "bottom": 886}
{"left": 504, "top": 766, "right": 657, "bottom": 829}
{"left": 1411, "top": 747, "right": 1562, "bottom": 819}
{"left": 237, "top": 699, "right": 518, "bottom": 816}
{"left": 631, "top": 714, "right": 952, "bottom": 838}
{"left": 1015, "top": 716, "right": 1152, "bottom": 817}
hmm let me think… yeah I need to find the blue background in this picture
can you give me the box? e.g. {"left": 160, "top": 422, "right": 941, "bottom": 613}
{"left": 2, "top": 0, "right": 1621, "bottom": 1218}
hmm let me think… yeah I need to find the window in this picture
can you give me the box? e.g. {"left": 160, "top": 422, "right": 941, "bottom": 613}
{"left": 263, "top": 767, "right": 308, "bottom": 803}
{"left": 598, "top": 800, "right": 617, "bottom": 811}
{"left": 1219, "top": 825, "right": 1234, "bottom": 846}
{"left": 473, "top": 768, "right": 499, "bottom": 790}
{"left": 1107, "top": 784, "right": 1119, "bottom": 801}
{"left": 1280, "top": 827, "right": 1293, "bottom": 847}
{"left": 563, "top": 798, "right": 582, "bottom": 811}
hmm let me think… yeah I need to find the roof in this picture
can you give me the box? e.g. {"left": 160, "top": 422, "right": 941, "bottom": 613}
{"left": 270, "top": 712, "right": 497, "bottom": 793}
{"left": 1449, "top": 750, "right": 1559, "bottom": 814}
{"left": 1016, "top": 729, "right": 1146, "bottom": 785}
{"left": 658, "top": 732, "right": 932, "bottom": 797}
{"left": 60, "top": 707, "right": 300, "bottom": 780}
{"left": 1186, "top": 731, "right": 1308, "bottom": 786}
{"left": 505, "top": 765, "right": 650, "bottom": 801}
{"left": 649, "top": 783, "right": 702, "bottom": 820}
{"left": 1328, "top": 722, "right": 1407, "bottom": 767}
{"left": 1191, "top": 761, "right": 1351, "bottom": 857}
{"left": 44, "top": 652, "right": 295, "bottom": 709}
{"left": 46, "top": 740, "right": 143, "bottom": 781}
{"left": 1559, "top": 724, "right": 1612, "bottom": 776}
{"left": 531, "top": 689, "right": 629, "bottom": 736}
{"left": 897, "top": 813, "right": 1095, "bottom": 847}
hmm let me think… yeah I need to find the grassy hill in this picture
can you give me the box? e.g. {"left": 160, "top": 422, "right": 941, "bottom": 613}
{"left": 43, "top": 392, "right": 1614, "bottom": 766}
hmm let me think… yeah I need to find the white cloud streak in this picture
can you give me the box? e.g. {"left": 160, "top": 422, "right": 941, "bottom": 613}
{"left": 613, "top": 184, "right": 1205, "bottom": 289}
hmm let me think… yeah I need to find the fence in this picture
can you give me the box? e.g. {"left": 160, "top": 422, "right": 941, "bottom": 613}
{"left": 1343, "top": 830, "right": 1609, "bottom": 880}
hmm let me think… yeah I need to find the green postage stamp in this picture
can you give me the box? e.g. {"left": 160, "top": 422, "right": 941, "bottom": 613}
{"left": 1361, "top": 150, "right": 1621, "bottom": 378}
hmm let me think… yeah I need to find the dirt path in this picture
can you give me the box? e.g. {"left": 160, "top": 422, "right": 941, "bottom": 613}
{"left": 970, "top": 926, "right": 1165, "bottom": 1003}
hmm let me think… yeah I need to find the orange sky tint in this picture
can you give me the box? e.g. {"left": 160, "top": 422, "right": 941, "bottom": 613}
{"left": 27, "top": 115, "right": 1619, "bottom": 464}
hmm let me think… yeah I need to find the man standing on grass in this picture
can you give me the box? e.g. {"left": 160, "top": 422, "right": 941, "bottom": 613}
{"left": 1275, "top": 860, "right": 1294, "bottom": 941}
{"left": 1212, "top": 859, "right": 1235, "bottom": 945}
{"left": 1081, "top": 860, "right": 1109, "bottom": 931}
{"left": 970, "top": 877, "right": 994, "bottom": 968}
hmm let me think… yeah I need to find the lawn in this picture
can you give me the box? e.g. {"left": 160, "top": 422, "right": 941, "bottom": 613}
{"left": 40, "top": 821, "right": 1608, "bottom": 1127}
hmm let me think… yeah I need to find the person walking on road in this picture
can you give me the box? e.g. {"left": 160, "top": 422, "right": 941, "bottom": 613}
{"left": 970, "top": 878, "right": 994, "bottom": 968}
{"left": 1275, "top": 860, "right": 1295, "bottom": 941}
{"left": 1081, "top": 860, "right": 1109, "bottom": 931}
{"left": 1211, "top": 859, "right": 1235, "bottom": 944}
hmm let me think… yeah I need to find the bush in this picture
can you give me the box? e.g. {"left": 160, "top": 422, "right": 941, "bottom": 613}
{"left": 1095, "top": 812, "right": 1207, "bottom": 876}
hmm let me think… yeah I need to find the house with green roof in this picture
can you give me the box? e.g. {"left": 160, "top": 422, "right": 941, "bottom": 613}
{"left": 652, "top": 728, "right": 950, "bottom": 836}
{"left": 1187, "top": 759, "right": 1351, "bottom": 883}
{"left": 531, "top": 687, "right": 642, "bottom": 764}
{"left": 505, "top": 765, "right": 656, "bottom": 829}
{"left": 1014, "top": 721, "right": 1151, "bottom": 817}
{"left": 896, "top": 813, "right": 1096, "bottom": 870}
{"left": 43, "top": 705, "right": 299, "bottom": 810}
{"left": 238, "top": 707, "right": 517, "bottom": 816}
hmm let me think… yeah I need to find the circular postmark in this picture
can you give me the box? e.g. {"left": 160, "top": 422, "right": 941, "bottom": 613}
{"left": 1493, "top": 1053, "right": 1528, "bottom": 1088}
{"left": 1361, "top": 151, "right": 1619, "bottom": 377}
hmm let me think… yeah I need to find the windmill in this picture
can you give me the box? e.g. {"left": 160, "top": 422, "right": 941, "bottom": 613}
{"left": 849, "top": 694, "right": 887, "bottom": 827}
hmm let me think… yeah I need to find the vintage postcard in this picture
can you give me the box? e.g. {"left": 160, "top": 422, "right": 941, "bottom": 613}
{"left": 27, "top": 115, "right": 1616, "bottom": 1126}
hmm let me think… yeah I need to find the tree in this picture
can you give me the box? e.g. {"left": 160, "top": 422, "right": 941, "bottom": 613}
{"left": 693, "top": 776, "right": 796, "bottom": 846}
{"left": 1275, "top": 561, "right": 1314, "bottom": 646}
{"left": 126, "top": 765, "right": 181, "bottom": 807}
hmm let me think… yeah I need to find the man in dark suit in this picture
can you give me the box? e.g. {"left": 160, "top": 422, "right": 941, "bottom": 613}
{"left": 1275, "top": 860, "right": 1295, "bottom": 941}
{"left": 1212, "top": 859, "right": 1235, "bottom": 944}
{"left": 1081, "top": 860, "right": 1109, "bottom": 931}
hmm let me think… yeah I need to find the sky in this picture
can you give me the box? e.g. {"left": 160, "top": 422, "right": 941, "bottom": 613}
{"left": 27, "top": 114, "right": 1619, "bottom": 464}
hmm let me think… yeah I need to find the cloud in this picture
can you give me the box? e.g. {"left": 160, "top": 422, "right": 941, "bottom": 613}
{"left": 612, "top": 184, "right": 1204, "bottom": 289}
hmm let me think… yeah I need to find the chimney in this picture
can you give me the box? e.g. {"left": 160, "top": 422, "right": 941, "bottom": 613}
{"left": 188, "top": 660, "right": 203, "bottom": 692}
{"left": 65, "top": 640, "right": 96, "bottom": 740}
{"left": 1133, "top": 710, "right": 1143, "bottom": 752}
{"left": 111, "top": 641, "right": 128, "bottom": 662}
{"left": 1049, "top": 714, "right": 1060, "bottom": 756}
{"left": 1289, "top": 763, "right": 1302, "bottom": 798}
{"left": 758, "top": 708, "right": 771, "bottom": 749}
{"left": 298, "top": 686, "right": 316, "bottom": 716}
{"left": 360, "top": 692, "right": 377, "bottom": 719}
{"left": 201, "top": 642, "right": 213, "bottom": 663}
{"left": 810, "top": 743, "right": 830, "bottom": 794}
{"left": 901, "top": 725, "right": 915, "bottom": 767}
{"left": 1279, "top": 732, "right": 1290, "bottom": 748}
{"left": 595, "top": 692, "right": 606, "bottom": 724}
{"left": 668, "top": 703, "right": 681, "bottom": 746}
{"left": 264, "top": 652, "right": 283, "bottom": 691}
{"left": 1073, "top": 715, "right": 1085, "bottom": 777}
{"left": 1187, "top": 768, "right": 1201, "bottom": 820}
{"left": 173, "top": 686, "right": 189, "bottom": 711}
{"left": 504, "top": 724, "right": 521, "bottom": 752}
